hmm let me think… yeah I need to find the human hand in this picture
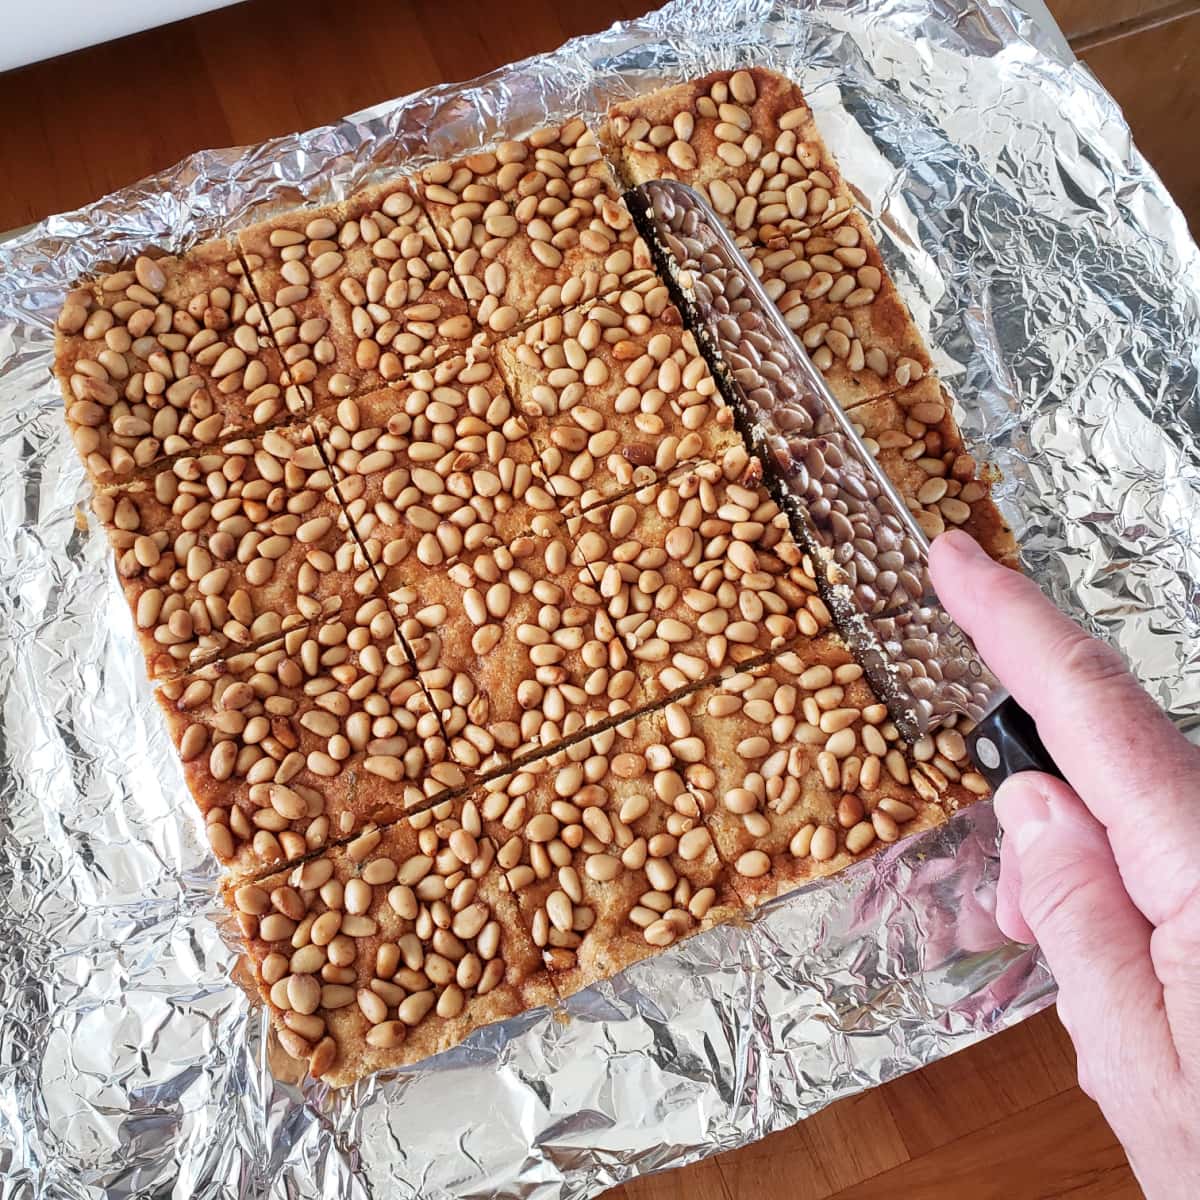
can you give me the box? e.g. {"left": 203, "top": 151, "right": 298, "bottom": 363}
{"left": 929, "top": 530, "right": 1200, "bottom": 1200}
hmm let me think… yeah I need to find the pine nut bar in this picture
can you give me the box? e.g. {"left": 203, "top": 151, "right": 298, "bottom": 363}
{"left": 391, "top": 456, "right": 834, "bottom": 789}
{"left": 228, "top": 800, "right": 558, "bottom": 1087}
{"left": 156, "top": 601, "right": 453, "bottom": 878}
{"left": 744, "top": 215, "right": 933, "bottom": 408}
{"left": 496, "top": 283, "right": 745, "bottom": 510}
{"left": 92, "top": 418, "right": 375, "bottom": 679}
{"left": 564, "top": 459, "right": 837, "bottom": 693}
{"left": 848, "top": 379, "right": 1018, "bottom": 562}
{"left": 604, "top": 69, "right": 855, "bottom": 245}
{"left": 477, "top": 708, "right": 742, "bottom": 999}
{"left": 665, "top": 638, "right": 987, "bottom": 907}
{"left": 56, "top": 243, "right": 288, "bottom": 484}
{"left": 415, "top": 119, "right": 656, "bottom": 335}
{"left": 320, "top": 354, "right": 558, "bottom": 590}
{"left": 53, "top": 64, "right": 1018, "bottom": 1088}
{"left": 238, "top": 177, "right": 485, "bottom": 409}
{"left": 388, "top": 516, "right": 620, "bottom": 779}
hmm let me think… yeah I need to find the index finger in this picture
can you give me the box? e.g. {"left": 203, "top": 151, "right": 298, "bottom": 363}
{"left": 929, "top": 530, "right": 1200, "bottom": 929}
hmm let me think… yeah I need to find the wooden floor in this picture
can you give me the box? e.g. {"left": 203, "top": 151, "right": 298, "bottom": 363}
{"left": 3, "top": 1, "right": 1187, "bottom": 1195}
{"left": 614, "top": 1009, "right": 1137, "bottom": 1200}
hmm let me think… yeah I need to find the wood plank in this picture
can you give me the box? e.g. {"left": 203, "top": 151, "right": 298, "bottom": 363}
{"left": 0, "top": 21, "right": 237, "bottom": 230}
{"left": 1047, "top": 0, "right": 1189, "bottom": 41}
{"left": 619, "top": 1158, "right": 733, "bottom": 1200}
{"left": 826, "top": 1086, "right": 1139, "bottom": 1200}
{"left": 714, "top": 1089, "right": 909, "bottom": 1200}
{"left": 882, "top": 1008, "right": 1078, "bottom": 1158}
{"left": 1077, "top": 9, "right": 1200, "bottom": 233}
{"left": 193, "top": 0, "right": 444, "bottom": 138}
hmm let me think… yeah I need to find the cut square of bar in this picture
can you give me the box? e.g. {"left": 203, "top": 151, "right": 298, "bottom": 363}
{"left": 320, "top": 353, "right": 558, "bottom": 589}
{"left": 238, "top": 177, "right": 484, "bottom": 408}
{"left": 387, "top": 517, "right": 623, "bottom": 781}
{"left": 604, "top": 68, "right": 855, "bottom": 244}
{"left": 495, "top": 283, "right": 746, "bottom": 511}
{"left": 92, "top": 418, "right": 377, "bottom": 680}
{"left": 657, "top": 637, "right": 988, "bottom": 907}
{"left": 392, "top": 456, "right": 834, "bottom": 784}
{"left": 564, "top": 459, "right": 836, "bottom": 697}
{"left": 56, "top": 244, "right": 289, "bottom": 484}
{"left": 477, "top": 709, "right": 742, "bottom": 999}
{"left": 228, "top": 797, "right": 557, "bottom": 1087}
{"left": 158, "top": 601, "right": 455, "bottom": 879}
{"left": 847, "top": 380, "right": 1018, "bottom": 565}
{"left": 415, "top": 119, "right": 656, "bottom": 335}
{"left": 743, "top": 213, "right": 932, "bottom": 408}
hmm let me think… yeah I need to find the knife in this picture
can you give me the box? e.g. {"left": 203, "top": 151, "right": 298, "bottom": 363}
{"left": 627, "top": 179, "right": 1059, "bottom": 790}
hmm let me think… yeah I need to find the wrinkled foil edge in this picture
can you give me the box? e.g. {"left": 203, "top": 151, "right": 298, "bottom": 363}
{"left": 1, "top": 0, "right": 1197, "bottom": 1196}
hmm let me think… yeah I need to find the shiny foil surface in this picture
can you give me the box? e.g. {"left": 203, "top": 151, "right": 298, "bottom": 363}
{"left": 1, "top": 0, "right": 1197, "bottom": 1195}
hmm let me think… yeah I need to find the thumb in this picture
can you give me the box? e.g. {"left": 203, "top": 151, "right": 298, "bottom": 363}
{"left": 994, "top": 772, "right": 1171, "bottom": 1095}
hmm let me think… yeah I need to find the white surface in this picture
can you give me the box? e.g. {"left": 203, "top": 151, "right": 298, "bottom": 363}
{"left": 0, "top": 0, "right": 244, "bottom": 72}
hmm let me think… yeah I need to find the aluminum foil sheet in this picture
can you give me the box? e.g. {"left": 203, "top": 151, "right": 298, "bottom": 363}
{"left": 1, "top": 0, "right": 1197, "bottom": 1194}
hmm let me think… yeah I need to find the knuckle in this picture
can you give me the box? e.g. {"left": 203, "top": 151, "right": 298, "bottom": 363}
{"left": 991, "top": 568, "right": 1038, "bottom": 612}
{"left": 1057, "top": 1001, "right": 1111, "bottom": 1109}
{"left": 1150, "top": 907, "right": 1200, "bottom": 977}
{"left": 1056, "top": 631, "right": 1128, "bottom": 691}
{"left": 1058, "top": 999, "right": 1116, "bottom": 1110}
{"left": 1074, "top": 1055, "right": 1100, "bottom": 1102}
{"left": 1020, "top": 863, "right": 1091, "bottom": 941}
{"left": 956, "top": 566, "right": 1027, "bottom": 634}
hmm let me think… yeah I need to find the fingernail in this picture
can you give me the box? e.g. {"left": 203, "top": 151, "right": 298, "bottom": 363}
{"left": 994, "top": 777, "right": 1049, "bottom": 855}
{"left": 933, "top": 529, "right": 987, "bottom": 562}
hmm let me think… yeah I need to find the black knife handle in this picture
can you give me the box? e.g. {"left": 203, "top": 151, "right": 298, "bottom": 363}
{"left": 965, "top": 696, "right": 1063, "bottom": 791}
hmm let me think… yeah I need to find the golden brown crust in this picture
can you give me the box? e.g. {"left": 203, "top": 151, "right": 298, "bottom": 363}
{"left": 238, "top": 178, "right": 486, "bottom": 409}
{"left": 663, "top": 637, "right": 987, "bottom": 908}
{"left": 725, "top": 800, "right": 947, "bottom": 905}
{"left": 238, "top": 216, "right": 353, "bottom": 406}
{"left": 231, "top": 802, "right": 557, "bottom": 1088}
{"left": 477, "top": 710, "right": 742, "bottom": 999}
{"left": 604, "top": 69, "right": 855, "bottom": 240}
{"left": 319, "top": 354, "right": 557, "bottom": 593}
{"left": 91, "top": 419, "right": 372, "bottom": 679}
{"left": 496, "top": 285, "right": 744, "bottom": 509}
{"left": 387, "top": 457, "right": 837, "bottom": 792}
{"left": 849, "top": 379, "right": 1018, "bottom": 565}
{"left": 336, "top": 178, "right": 483, "bottom": 370}
{"left": 745, "top": 213, "right": 932, "bottom": 409}
{"left": 563, "top": 461, "right": 837, "bottom": 697}
{"left": 388, "top": 519, "right": 616, "bottom": 780}
{"left": 415, "top": 120, "right": 656, "bottom": 333}
{"left": 157, "top": 606, "right": 454, "bottom": 879}
{"left": 55, "top": 243, "right": 287, "bottom": 485}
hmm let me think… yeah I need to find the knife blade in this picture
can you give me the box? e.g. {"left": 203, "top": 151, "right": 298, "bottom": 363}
{"left": 627, "top": 179, "right": 1058, "bottom": 789}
